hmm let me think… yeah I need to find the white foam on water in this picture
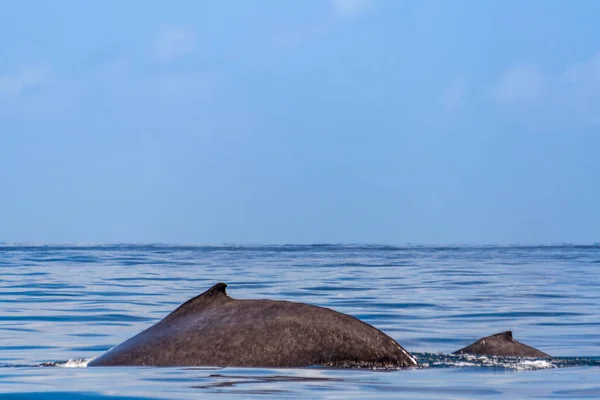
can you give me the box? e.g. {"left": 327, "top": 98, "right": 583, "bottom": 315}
{"left": 512, "top": 360, "right": 555, "bottom": 371}
{"left": 432, "top": 359, "right": 556, "bottom": 370}
{"left": 418, "top": 352, "right": 558, "bottom": 371}
{"left": 53, "top": 358, "right": 94, "bottom": 368}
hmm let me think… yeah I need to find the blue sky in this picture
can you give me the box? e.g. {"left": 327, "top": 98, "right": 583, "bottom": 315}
{"left": 1, "top": 0, "right": 599, "bottom": 244}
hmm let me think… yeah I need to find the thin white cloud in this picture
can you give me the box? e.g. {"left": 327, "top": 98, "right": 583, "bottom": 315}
{"left": 564, "top": 51, "right": 600, "bottom": 98}
{"left": 330, "top": 0, "right": 372, "bottom": 22}
{"left": 0, "top": 67, "right": 47, "bottom": 100}
{"left": 154, "top": 27, "right": 196, "bottom": 63}
{"left": 418, "top": 81, "right": 468, "bottom": 132}
{"left": 0, "top": 69, "right": 78, "bottom": 119}
{"left": 270, "top": 0, "right": 373, "bottom": 49}
{"left": 490, "top": 65, "right": 546, "bottom": 106}
{"left": 442, "top": 81, "right": 467, "bottom": 112}
{"left": 560, "top": 51, "right": 600, "bottom": 125}
{"left": 490, "top": 52, "right": 600, "bottom": 126}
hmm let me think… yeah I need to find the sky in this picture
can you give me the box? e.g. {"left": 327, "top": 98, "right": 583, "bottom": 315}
{"left": 1, "top": 0, "right": 600, "bottom": 244}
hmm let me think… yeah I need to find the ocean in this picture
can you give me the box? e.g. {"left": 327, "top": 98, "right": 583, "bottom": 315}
{"left": 0, "top": 244, "right": 598, "bottom": 399}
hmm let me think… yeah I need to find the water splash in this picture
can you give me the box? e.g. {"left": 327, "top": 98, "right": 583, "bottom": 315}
{"left": 40, "top": 358, "right": 93, "bottom": 368}
{"left": 414, "top": 352, "right": 600, "bottom": 370}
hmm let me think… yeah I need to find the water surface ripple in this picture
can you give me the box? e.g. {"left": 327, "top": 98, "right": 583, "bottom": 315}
{"left": 0, "top": 244, "right": 599, "bottom": 399}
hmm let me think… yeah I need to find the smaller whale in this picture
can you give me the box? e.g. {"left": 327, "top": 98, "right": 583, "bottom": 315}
{"left": 453, "top": 331, "right": 551, "bottom": 358}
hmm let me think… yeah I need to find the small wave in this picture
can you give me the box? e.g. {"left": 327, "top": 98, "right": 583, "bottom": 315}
{"left": 414, "top": 353, "right": 600, "bottom": 371}
{"left": 41, "top": 358, "right": 93, "bottom": 368}
{"left": 32, "top": 355, "right": 599, "bottom": 371}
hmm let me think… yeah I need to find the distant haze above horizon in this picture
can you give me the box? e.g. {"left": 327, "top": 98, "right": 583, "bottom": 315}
{"left": 1, "top": 242, "right": 599, "bottom": 248}
{"left": 2, "top": 0, "right": 599, "bottom": 244}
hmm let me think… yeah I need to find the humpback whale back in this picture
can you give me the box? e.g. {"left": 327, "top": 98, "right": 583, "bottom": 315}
{"left": 89, "top": 283, "right": 418, "bottom": 368}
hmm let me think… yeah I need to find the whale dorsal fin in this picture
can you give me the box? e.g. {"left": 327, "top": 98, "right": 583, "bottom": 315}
{"left": 167, "top": 282, "right": 231, "bottom": 317}
{"left": 202, "top": 282, "right": 228, "bottom": 298}
{"left": 494, "top": 331, "right": 513, "bottom": 341}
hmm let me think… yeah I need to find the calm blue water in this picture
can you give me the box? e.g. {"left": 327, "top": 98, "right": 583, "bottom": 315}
{"left": 0, "top": 244, "right": 598, "bottom": 399}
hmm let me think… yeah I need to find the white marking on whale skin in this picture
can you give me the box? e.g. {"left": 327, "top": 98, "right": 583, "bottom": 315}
{"left": 482, "top": 340, "right": 486, "bottom": 345}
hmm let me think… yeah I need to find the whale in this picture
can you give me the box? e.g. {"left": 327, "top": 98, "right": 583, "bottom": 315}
{"left": 453, "top": 331, "right": 551, "bottom": 358}
{"left": 88, "top": 282, "right": 418, "bottom": 368}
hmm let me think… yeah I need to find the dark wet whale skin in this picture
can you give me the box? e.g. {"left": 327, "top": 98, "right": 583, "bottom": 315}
{"left": 453, "top": 331, "right": 551, "bottom": 358}
{"left": 88, "top": 283, "right": 418, "bottom": 368}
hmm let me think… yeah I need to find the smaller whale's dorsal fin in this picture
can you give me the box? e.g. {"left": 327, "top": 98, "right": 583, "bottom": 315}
{"left": 168, "top": 282, "right": 230, "bottom": 317}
